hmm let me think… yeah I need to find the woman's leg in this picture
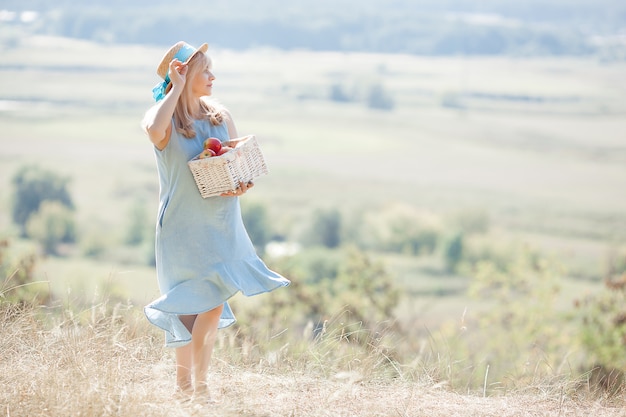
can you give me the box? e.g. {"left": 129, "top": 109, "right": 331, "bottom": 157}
{"left": 191, "top": 304, "right": 224, "bottom": 395}
{"left": 176, "top": 314, "right": 197, "bottom": 394}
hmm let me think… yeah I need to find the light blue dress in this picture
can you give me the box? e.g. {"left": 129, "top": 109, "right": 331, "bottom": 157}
{"left": 144, "top": 118, "right": 290, "bottom": 348}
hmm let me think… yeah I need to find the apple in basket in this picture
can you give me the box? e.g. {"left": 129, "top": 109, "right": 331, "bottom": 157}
{"left": 203, "top": 137, "right": 222, "bottom": 154}
{"left": 198, "top": 148, "right": 216, "bottom": 159}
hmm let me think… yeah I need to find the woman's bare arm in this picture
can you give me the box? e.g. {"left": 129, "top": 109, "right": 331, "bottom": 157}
{"left": 142, "top": 60, "right": 187, "bottom": 150}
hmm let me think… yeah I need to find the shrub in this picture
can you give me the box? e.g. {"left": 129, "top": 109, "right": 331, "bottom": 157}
{"left": 329, "top": 83, "right": 353, "bottom": 102}
{"left": 302, "top": 207, "right": 342, "bottom": 249}
{"left": 124, "top": 199, "right": 150, "bottom": 246}
{"left": 576, "top": 271, "right": 626, "bottom": 389}
{"left": 366, "top": 83, "right": 395, "bottom": 110}
{"left": 228, "top": 246, "right": 402, "bottom": 374}
{"left": 458, "top": 246, "right": 569, "bottom": 391}
{"left": 0, "top": 239, "right": 48, "bottom": 305}
{"left": 446, "top": 209, "right": 490, "bottom": 235}
{"left": 11, "top": 165, "right": 74, "bottom": 237}
{"left": 242, "top": 200, "right": 272, "bottom": 254}
{"left": 442, "top": 232, "right": 464, "bottom": 273}
{"left": 354, "top": 203, "right": 442, "bottom": 255}
{"left": 26, "top": 201, "right": 76, "bottom": 256}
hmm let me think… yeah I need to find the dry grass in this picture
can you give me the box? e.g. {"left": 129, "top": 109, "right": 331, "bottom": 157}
{"left": 2, "top": 300, "right": 624, "bottom": 417}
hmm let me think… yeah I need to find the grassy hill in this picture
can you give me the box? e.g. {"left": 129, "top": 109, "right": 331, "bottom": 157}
{"left": 2, "top": 300, "right": 625, "bottom": 417}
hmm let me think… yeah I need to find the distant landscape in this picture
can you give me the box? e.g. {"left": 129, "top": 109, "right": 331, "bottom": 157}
{"left": 1, "top": 1, "right": 625, "bottom": 416}
{"left": 2, "top": 0, "right": 626, "bottom": 57}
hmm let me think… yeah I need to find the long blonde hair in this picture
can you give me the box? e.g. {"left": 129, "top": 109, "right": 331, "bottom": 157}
{"left": 171, "top": 52, "right": 224, "bottom": 138}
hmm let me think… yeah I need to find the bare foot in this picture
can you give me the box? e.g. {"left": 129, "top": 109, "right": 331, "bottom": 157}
{"left": 193, "top": 384, "right": 219, "bottom": 405}
{"left": 173, "top": 386, "right": 193, "bottom": 402}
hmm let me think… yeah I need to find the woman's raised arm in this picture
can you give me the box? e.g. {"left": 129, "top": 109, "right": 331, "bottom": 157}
{"left": 142, "top": 59, "right": 187, "bottom": 150}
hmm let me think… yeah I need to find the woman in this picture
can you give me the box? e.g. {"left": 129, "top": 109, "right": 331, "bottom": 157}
{"left": 142, "top": 41, "right": 290, "bottom": 400}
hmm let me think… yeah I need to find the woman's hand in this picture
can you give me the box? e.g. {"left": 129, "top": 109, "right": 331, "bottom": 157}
{"left": 221, "top": 181, "right": 254, "bottom": 197}
{"left": 221, "top": 137, "right": 247, "bottom": 148}
{"left": 168, "top": 59, "right": 188, "bottom": 88}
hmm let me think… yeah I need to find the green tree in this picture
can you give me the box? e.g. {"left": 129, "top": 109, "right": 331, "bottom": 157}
{"left": 124, "top": 199, "right": 150, "bottom": 246}
{"left": 26, "top": 201, "right": 76, "bottom": 256}
{"left": 241, "top": 200, "right": 271, "bottom": 254}
{"left": 386, "top": 217, "right": 439, "bottom": 255}
{"left": 442, "top": 232, "right": 464, "bottom": 273}
{"left": 366, "top": 83, "right": 395, "bottom": 110}
{"left": 11, "top": 165, "right": 74, "bottom": 237}
{"left": 347, "top": 203, "right": 442, "bottom": 254}
{"left": 304, "top": 207, "right": 342, "bottom": 249}
{"left": 329, "top": 83, "right": 352, "bottom": 102}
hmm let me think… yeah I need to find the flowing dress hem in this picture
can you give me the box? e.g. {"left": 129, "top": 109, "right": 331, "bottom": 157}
{"left": 144, "top": 263, "right": 289, "bottom": 348}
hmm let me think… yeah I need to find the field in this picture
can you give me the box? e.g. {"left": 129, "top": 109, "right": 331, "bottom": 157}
{"left": 1, "top": 35, "right": 626, "bottom": 415}
{"left": 2, "top": 36, "right": 625, "bottom": 296}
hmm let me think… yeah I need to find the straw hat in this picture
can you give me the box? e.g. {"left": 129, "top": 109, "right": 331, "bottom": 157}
{"left": 156, "top": 41, "right": 209, "bottom": 80}
{"left": 152, "top": 41, "right": 208, "bottom": 101}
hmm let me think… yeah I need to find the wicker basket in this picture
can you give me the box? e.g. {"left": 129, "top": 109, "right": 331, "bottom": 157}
{"left": 188, "top": 135, "right": 269, "bottom": 198}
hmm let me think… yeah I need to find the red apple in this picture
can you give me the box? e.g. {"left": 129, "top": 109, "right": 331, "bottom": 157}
{"left": 203, "top": 137, "right": 222, "bottom": 154}
{"left": 198, "top": 149, "right": 216, "bottom": 159}
{"left": 217, "top": 146, "right": 233, "bottom": 156}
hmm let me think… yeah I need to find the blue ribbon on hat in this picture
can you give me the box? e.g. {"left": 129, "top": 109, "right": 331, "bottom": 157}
{"left": 152, "top": 79, "right": 169, "bottom": 102}
{"left": 152, "top": 43, "right": 199, "bottom": 102}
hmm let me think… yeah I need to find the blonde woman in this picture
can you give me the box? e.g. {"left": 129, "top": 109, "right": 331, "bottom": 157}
{"left": 142, "top": 41, "right": 289, "bottom": 401}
